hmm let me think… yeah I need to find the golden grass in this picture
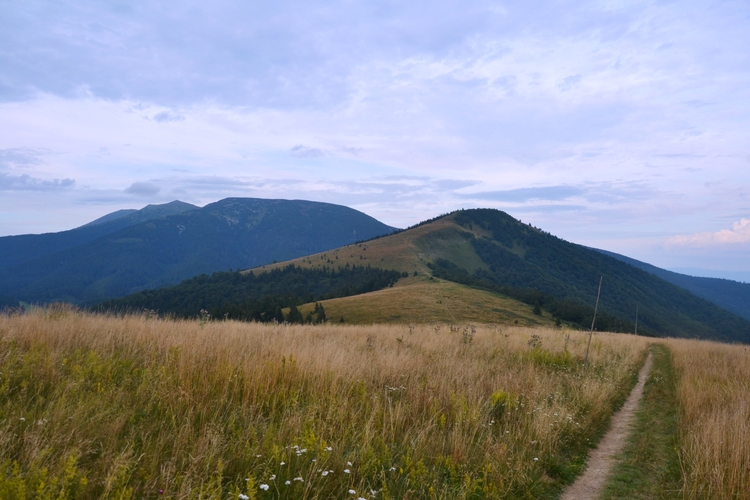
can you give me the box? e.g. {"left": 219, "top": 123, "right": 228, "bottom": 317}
{"left": 297, "top": 277, "right": 555, "bottom": 327}
{"left": 248, "top": 216, "right": 485, "bottom": 277}
{"left": 0, "top": 308, "right": 649, "bottom": 499}
{"left": 664, "top": 338, "right": 750, "bottom": 499}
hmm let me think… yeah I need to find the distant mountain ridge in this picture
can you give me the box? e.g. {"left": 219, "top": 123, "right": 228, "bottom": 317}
{"left": 0, "top": 198, "right": 397, "bottom": 305}
{"left": 594, "top": 248, "right": 750, "bottom": 321}
{"left": 0, "top": 200, "right": 198, "bottom": 270}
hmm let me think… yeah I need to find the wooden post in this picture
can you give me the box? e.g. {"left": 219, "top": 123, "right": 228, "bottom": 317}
{"left": 584, "top": 276, "right": 603, "bottom": 368}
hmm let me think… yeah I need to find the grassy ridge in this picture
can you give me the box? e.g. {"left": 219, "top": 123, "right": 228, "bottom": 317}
{"left": 297, "top": 277, "right": 557, "bottom": 326}
{"left": 0, "top": 309, "right": 648, "bottom": 499}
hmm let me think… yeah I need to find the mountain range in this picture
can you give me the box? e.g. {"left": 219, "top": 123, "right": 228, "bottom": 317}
{"left": 2, "top": 199, "right": 749, "bottom": 343}
{"left": 103, "top": 207, "right": 750, "bottom": 343}
{"left": 594, "top": 249, "right": 750, "bottom": 322}
{"left": 0, "top": 198, "right": 397, "bottom": 304}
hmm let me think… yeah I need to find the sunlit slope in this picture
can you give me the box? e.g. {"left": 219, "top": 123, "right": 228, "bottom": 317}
{"left": 297, "top": 275, "right": 555, "bottom": 325}
{"left": 250, "top": 214, "right": 489, "bottom": 276}
{"left": 255, "top": 210, "right": 750, "bottom": 341}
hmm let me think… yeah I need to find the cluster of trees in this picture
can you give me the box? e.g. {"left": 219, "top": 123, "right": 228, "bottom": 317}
{"left": 98, "top": 264, "right": 404, "bottom": 323}
{"left": 427, "top": 258, "right": 638, "bottom": 334}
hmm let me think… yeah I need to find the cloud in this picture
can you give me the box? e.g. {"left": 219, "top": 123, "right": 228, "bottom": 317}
{"left": 0, "top": 148, "right": 51, "bottom": 169}
{"left": 668, "top": 218, "right": 750, "bottom": 247}
{"left": 152, "top": 111, "right": 185, "bottom": 122}
{"left": 557, "top": 74, "right": 582, "bottom": 92}
{"left": 290, "top": 145, "right": 324, "bottom": 158}
{"left": 0, "top": 172, "right": 74, "bottom": 191}
{"left": 124, "top": 182, "right": 161, "bottom": 196}
{"left": 462, "top": 186, "right": 584, "bottom": 203}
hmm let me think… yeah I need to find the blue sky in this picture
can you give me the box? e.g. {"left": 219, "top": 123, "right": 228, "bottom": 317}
{"left": 1, "top": 0, "right": 749, "bottom": 278}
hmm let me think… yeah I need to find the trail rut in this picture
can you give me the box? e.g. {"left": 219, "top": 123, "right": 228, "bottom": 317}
{"left": 560, "top": 351, "right": 654, "bottom": 500}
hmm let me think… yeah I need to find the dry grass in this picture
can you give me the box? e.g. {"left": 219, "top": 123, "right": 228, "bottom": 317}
{"left": 665, "top": 338, "right": 750, "bottom": 499}
{"left": 0, "top": 308, "right": 648, "bottom": 499}
{"left": 249, "top": 216, "right": 487, "bottom": 277}
{"left": 297, "top": 277, "right": 555, "bottom": 327}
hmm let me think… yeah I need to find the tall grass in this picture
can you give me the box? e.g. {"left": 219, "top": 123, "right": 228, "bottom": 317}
{"left": 0, "top": 308, "right": 648, "bottom": 499}
{"left": 666, "top": 338, "right": 750, "bottom": 499}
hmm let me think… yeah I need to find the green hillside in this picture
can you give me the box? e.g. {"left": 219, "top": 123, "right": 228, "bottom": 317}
{"left": 595, "top": 248, "right": 750, "bottom": 321}
{"left": 260, "top": 209, "right": 750, "bottom": 342}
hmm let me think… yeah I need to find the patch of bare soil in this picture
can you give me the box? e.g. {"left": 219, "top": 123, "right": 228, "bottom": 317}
{"left": 560, "top": 351, "right": 654, "bottom": 500}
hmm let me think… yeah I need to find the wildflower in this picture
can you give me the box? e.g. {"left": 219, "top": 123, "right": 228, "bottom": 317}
{"left": 19, "top": 418, "right": 25, "bottom": 422}
{"left": 389, "top": 467, "right": 396, "bottom": 471}
{"left": 311, "top": 459, "right": 316, "bottom": 462}
{"left": 294, "top": 477, "right": 303, "bottom": 482}
{"left": 280, "top": 461, "right": 285, "bottom": 465}
{"left": 533, "top": 457, "right": 539, "bottom": 461}
{"left": 322, "top": 471, "right": 329, "bottom": 476}
{"left": 344, "top": 469, "right": 351, "bottom": 474}
{"left": 256, "top": 454, "right": 262, "bottom": 458}
{"left": 349, "top": 490, "right": 356, "bottom": 495}
{"left": 239, "top": 495, "right": 249, "bottom": 500}
{"left": 347, "top": 461, "right": 352, "bottom": 466}
{"left": 285, "top": 481, "right": 291, "bottom": 485}
{"left": 259, "top": 484, "right": 269, "bottom": 491}
{"left": 325, "top": 446, "right": 333, "bottom": 451}
{"left": 269, "top": 475, "right": 276, "bottom": 481}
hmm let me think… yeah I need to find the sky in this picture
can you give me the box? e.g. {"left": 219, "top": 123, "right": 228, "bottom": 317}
{"left": 1, "top": 0, "right": 749, "bottom": 279}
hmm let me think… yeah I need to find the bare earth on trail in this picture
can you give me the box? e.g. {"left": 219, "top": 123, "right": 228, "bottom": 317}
{"left": 561, "top": 351, "right": 655, "bottom": 500}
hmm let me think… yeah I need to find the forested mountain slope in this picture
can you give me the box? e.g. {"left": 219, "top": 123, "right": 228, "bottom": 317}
{"left": 0, "top": 198, "right": 397, "bottom": 305}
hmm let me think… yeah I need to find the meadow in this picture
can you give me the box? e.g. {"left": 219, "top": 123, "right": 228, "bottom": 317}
{"left": 667, "top": 338, "right": 750, "bottom": 499}
{"left": 0, "top": 308, "right": 648, "bottom": 499}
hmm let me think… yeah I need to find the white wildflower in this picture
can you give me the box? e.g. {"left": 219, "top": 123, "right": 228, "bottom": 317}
{"left": 344, "top": 469, "right": 350, "bottom": 474}
{"left": 259, "top": 484, "right": 269, "bottom": 491}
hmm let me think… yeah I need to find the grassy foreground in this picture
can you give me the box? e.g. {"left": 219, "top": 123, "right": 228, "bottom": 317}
{"left": 667, "top": 338, "right": 750, "bottom": 499}
{"left": 0, "top": 308, "right": 648, "bottom": 499}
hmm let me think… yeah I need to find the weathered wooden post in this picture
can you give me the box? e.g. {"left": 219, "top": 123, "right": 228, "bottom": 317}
{"left": 584, "top": 276, "right": 603, "bottom": 368}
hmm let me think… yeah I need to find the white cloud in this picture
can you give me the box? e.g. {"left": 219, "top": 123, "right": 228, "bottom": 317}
{"left": 667, "top": 219, "right": 750, "bottom": 247}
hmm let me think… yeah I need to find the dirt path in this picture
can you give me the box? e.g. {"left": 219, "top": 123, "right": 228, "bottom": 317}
{"left": 560, "top": 351, "right": 654, "bottom": 500}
